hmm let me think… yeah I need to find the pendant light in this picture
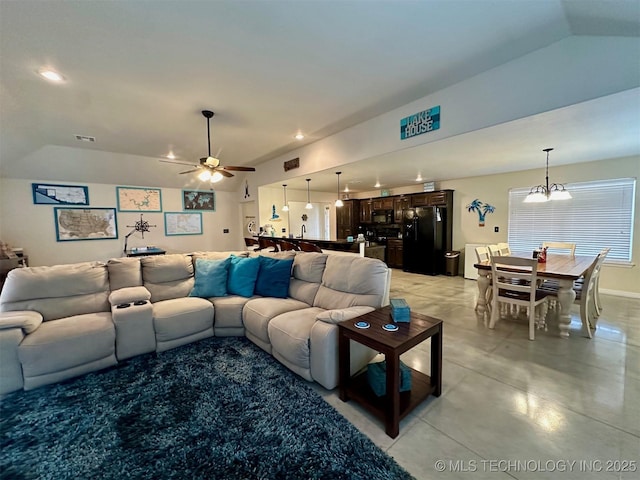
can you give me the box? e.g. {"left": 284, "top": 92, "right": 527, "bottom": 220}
{"left": 335, "top": 172, "right": 344, "bottom": 207}
{"left": 524, "top": 148, "right": 571, "bottom": 203}
{"left": 281, "top": 184, "right": 289, "bottom": 212}
{"left": 305, "top": 179, "right": 313, "bottom": 209}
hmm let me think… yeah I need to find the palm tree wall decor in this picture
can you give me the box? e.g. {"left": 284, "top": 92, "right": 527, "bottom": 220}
{"left": 466, "top": 199, "right": 495, "bottom": 227}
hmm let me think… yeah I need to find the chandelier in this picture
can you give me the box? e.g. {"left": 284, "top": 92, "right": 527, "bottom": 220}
{"left": 524, "top": 148, "right": 571, "bottom": 203}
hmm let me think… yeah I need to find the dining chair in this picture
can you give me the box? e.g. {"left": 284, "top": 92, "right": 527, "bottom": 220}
{"left": 489, "top": 256, "right": 550, "bottom": 340}
{"left": 487, "top": 244, "right": 501, "bottom": 257}
{"left": 244, "top": 237, "right": 260, "bottom": 251}
{"left": 538, "top": 248, "right": 609, "bottom": 338}
{"left": 542, "top": 241, "right": 576, "bottom": 257}
{"left": 497, "top": 242, "right": 511, "bottom": 256}
{"left": 474, "top": 246, "right": 492, "bottom": 312}
{"left": 277, "top": 239, "right": 300, "bottom": 251}
{"left": 297, "top": 241, "right": 323, "bottom": 253}
{"left": 258, "top": 237, "right": 280, "bottom": 252}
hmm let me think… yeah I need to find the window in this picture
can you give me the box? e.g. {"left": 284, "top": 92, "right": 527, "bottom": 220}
{"left": 508, "top": 178, "right": 635, "bottom": 263}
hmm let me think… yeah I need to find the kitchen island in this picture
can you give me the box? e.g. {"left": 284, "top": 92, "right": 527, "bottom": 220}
{"left": 261, "top": 237, "right": 386, "bottom": 261}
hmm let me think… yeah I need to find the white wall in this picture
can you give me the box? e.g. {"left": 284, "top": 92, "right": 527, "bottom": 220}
{"left": 0, "top": 178, "right": 243, "bottom": 266}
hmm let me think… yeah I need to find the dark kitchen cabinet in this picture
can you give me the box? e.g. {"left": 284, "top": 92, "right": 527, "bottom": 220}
{"left": 394, "top": 196, "right": 410, "bottom": 223}
{"left": 372, "top": 197, "right": 394, "bottom": 210}
{"left": 336, "top": 199, "right": 359, "bottom": 240}
{"left": 360, "top": 199, "right": 373, "bottom": 224}
{"left": 386, "top": 239, "right": 403, "bottom": 268}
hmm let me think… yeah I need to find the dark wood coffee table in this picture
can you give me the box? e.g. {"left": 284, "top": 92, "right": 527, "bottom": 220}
{"left": 338, "top": 306, "right": 443, "bottom": 438}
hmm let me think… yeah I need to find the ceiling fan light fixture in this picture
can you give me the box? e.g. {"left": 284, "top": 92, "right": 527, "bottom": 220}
{"left": 198, "top": 170, "right": 212, "bottom": 182}
{"left": 210, "top": 171, "right": 224, "bottom": 183}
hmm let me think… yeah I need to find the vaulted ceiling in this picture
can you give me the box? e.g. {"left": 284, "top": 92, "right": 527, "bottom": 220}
{"left": 1, "top": 0, "right": 638, "bottom": 193}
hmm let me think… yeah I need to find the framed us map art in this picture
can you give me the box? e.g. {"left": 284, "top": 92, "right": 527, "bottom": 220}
{"left": 54, "top": 207, "right": 118, "bottom": 241}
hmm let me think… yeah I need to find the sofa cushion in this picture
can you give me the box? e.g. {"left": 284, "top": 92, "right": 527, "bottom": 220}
{"left": 141, "top": 254, "right": 194, "bottom": 302}
{"left": 107, "top": 257, "right": 143, "bottom": 290}
{"left": 18, "top": 312, "right": 115, "bottom": 377}
{"left": 211, "top": 295, "right": 253, "bottom": 332}
{"left": 292, "top": 252, "right": 327, "bottom": 283}
{"left": 268, "top": 307, "right": 324, "bottom": 370}
{"left": 316, "top": 306, "right": 375, "bottom": 324}
{"left": 254, "top": 256, "right": 293, "bottom": 298}
{"left": 243, "top": 297, "right": 310, "bottom": 345}
{"left": 152, "top": 297, "right": 213, "bottom": 343}
{"left": 314, "top": 256, "right": 389, "bottom": 310}
{"left": 0, "top": 262, "right": 110, "bottom": 321}
{"left": 190, "top": 257, "right": 230, "bottom": 298}
{"left": 251, "top": 250, "right": 297, "bottom": 260}
{"left": 227, "top": 255, "right": 260, "bottom": 297}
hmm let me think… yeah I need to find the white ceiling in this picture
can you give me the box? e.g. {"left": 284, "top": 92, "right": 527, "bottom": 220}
{"left": 1, "top": 0, "right": 639, "bottom": 193}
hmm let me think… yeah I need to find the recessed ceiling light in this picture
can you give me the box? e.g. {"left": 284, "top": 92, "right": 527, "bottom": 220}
{"left": 415, "top": 174, "right": 423, "bottom": 182}
{"left": 294, "top": 132, "right": 305, "bottom": 140}
{"left": 38, "top": 67, "right": 65, "bottom": 83}
{"left": 344, "top": 185, "right": 350, "bottom": 193}
{"left": 374, "top": 181, "right": 381, "bottom": 188}
{"left": 166, "top": 152, "right": 176, "bottom": 160}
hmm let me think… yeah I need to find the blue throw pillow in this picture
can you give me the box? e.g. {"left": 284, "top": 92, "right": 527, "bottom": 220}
{"left": 255, "top": 256, "right": 294, "bottom": 298}
{"left": 227, "top": 255, "right": 261, "bottom": 297}
{"left": 189, "top": 257, "right": 230, "bottom": 298}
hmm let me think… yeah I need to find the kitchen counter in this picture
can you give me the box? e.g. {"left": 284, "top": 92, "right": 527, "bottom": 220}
{"left": 269, "top": 237, "right": 386, "bottom": 260}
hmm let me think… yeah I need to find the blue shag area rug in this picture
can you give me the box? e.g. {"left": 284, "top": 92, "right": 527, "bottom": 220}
{"left": 0, "top": 337, "right": 413, "bottom": 480}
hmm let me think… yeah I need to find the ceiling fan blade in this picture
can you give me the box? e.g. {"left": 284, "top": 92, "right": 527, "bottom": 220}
{"left": 179, "top": 168, "right": 201, "bottom": 174}
{"left": 220, "top": 166, "right": 256, "bottom": 172}
{"left": 217, "top": 169, "right": 234, "bottom": 178}
{"left": 160, "top": 159, "right": 198, "bottom": 167}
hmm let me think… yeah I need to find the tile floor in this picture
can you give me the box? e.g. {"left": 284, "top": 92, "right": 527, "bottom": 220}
{"left": 313, "top": 269, "right": 640, "bottom": 479}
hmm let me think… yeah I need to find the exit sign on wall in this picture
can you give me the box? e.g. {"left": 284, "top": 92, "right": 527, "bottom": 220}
{"left": 400, "top": 105, "right": 440, "bottom": 140}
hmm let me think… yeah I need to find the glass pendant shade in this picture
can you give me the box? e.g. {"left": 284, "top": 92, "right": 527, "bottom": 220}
{"left": 335, "top": 172, "right": 343, "bottom": 207}
{"left": 198, "top": 170, "right": 212, "bottom": 182}
{"left": 282, "top": 184, "right": 289, "bottom": 211}
{"left": 305, "top": 179, "right": 313, "bottom": 209}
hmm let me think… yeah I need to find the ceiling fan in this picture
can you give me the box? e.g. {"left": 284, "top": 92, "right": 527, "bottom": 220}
{"left": 161, "top": 110, "right": 255, "bottom": 182}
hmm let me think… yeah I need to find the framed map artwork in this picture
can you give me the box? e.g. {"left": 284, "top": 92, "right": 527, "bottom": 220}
{"left": 32, "top": 183, "right": 89, "bottom": 205}
{"left": 164, "top": 212, "right": 202, "bottom": 236}
{"left": 54, "top": 207, "right": 118, "bottom": 242}
{"left": 116, "top": 186, "right": 162, "bottom": 212}
{"left": 182, "top": 189, "right": 215, "bottom": 211}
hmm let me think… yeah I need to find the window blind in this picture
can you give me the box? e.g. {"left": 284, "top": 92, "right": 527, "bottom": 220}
{"left": 508, "top": 178, "right": 635, "bottom": 263}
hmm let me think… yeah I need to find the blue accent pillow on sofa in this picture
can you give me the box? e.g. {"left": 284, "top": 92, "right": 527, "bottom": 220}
{"left": 255, "top": 256, "right": 294, "bottom": 298}
{"left": 227, "top": 255, "right": 261, "bottom": 297}
{"left": 189, "top": 257, "right": 230, "bottom": 298}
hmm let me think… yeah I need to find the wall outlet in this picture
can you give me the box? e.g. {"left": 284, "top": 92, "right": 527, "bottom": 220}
{"left": 223, "top": 228, "right": 229, "bottom": 234}
{"left": 494, "top": 226, "right": 499, "bottom": 233}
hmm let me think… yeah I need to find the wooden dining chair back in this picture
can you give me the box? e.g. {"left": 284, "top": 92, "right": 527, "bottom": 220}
{"left": 244, "top": 237, "right": 259, "bottom": 251}
{"left": 497, "top": 242, "right": 511, "bottom": 256}
{"left": 258, "top": 237, "right": 280, "bottom": 252}
{"left": 489, "top": 256, "right": 549, "bottom": 340}
{"left": 297, "top": 241, "right": 323, "bottom": 253}
{"left": 475, "top": 246, "right": 490, "bottom": 263}
{"left": 539, "top": 247, "right": 609, "bottom": 338}
{"left": 487, "top": 244, "right": 501, "bottom": 257}
{"left": 542, "top": 241, "right": 576, "bottom": 257}
{"left": 277, "top": 239, "right": 300, "bottom": 251}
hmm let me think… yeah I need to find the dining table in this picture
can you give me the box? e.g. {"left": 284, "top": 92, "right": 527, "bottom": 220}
{"left": 474, "top": 252, "right": 597, "bottom": 338}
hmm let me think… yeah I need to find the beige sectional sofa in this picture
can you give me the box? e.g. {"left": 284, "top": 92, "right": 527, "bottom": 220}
{"left": 0, "top": 250, "right": 391, "bottom": 396}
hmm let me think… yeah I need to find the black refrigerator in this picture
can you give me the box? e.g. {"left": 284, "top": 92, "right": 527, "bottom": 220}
{"left": 402, "top": 207, "right": 446, "bottom": 275}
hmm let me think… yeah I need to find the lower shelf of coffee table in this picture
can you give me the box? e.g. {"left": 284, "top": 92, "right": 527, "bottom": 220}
{"left": 344, "top": 366, "right": 435, "bottom": 422}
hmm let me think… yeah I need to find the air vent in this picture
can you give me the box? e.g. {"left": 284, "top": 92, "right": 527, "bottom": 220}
{"left": 74, "top": 135, "right": 96, "bottom": 142}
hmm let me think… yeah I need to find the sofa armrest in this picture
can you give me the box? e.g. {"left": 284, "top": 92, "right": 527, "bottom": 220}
{"left": 109, "top": 286, "right": 151, "bottom": 306}
{"left": 315, "top": 306, "right": 375, "bottom": 325}
{"left": 0, "top": 311, "right": 43, "bottom": 334}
